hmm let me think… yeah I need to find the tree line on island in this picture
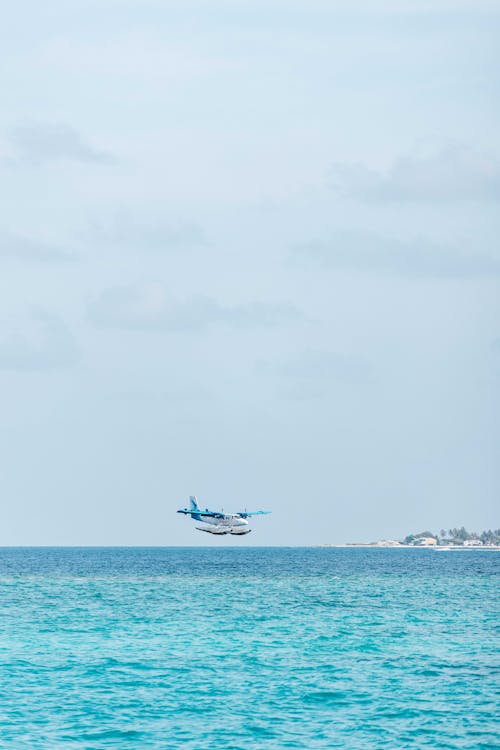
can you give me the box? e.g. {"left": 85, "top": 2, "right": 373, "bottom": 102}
{"left": 403, "top": 528, "right": 500, "bottom": 546}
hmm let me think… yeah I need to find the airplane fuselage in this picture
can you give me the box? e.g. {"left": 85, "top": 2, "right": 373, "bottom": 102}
{"left": 199, "top": 513, "right": 248, "bottom": 528}
{"left": 195, "top": 513, "right": 250, "bottom": 535}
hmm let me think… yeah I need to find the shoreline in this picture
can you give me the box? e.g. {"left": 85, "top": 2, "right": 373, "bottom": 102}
{"left": 320, "top": 544, "right": 500, "bottom": 550}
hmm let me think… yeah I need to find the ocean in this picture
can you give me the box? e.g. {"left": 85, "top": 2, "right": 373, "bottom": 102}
{"left": 0, "top": 547, "right": 498, "bottom": 749}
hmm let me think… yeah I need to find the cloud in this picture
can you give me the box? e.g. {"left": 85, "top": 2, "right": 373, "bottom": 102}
{"left": 271, "top": 350, "right": 372, "bottom": 382}
{"left": 292, "top": 232, "right": 500, "bottom": 279}
{"left": 328, "top": 144, "right": 500, "bottom": 202}
{"left": 86, "top": 213, "right": 207, "bottom": 251}
{"left": 6, "top": 121, "right": 115, "bottom": 165}
{"left": 114, "top": 383, "right": 213, "bottom": 403}
{"left": 260, "top": 350, "right": 373, "bottom": 399}
{"left": 0, "top": 231, "right": 74, "bottom": 262}
{"left": 0, "top": 311, "right": 78, "bottom": 371}
{"left": 88, "top": 282, "right": 300, "bottom": 332}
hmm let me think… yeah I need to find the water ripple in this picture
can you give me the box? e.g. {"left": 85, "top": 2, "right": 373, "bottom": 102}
{"left": 0, "top": 547, "right": 497, "bottom": 749}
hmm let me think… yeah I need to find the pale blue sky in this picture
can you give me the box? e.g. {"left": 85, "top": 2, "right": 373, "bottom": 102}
{"left": 0, "top": 0, "right": 499, "bottom": 545}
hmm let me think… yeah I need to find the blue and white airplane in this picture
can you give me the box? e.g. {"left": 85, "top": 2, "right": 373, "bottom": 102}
{"left": 177, "top": 496, "right": 271, "bottom": 535}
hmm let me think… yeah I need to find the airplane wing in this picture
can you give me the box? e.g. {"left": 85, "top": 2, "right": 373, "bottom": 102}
{"left": 236, "top": 510, "right": 271, "bottom": 518}
{"left": 177, "top": 509, "right": 224, "bottom": 518}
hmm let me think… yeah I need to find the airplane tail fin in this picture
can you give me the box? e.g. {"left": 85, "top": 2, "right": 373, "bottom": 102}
{"left": 189, "top": 496, "right": 199, "bottom": 511}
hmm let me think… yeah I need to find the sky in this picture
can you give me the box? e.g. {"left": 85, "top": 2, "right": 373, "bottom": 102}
{"left": 0, "top": 0, "right": 499, "bottom": 545}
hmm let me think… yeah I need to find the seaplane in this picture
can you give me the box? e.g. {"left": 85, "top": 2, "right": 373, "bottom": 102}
{"left": 177, "top": 496, "right": 271, "bottom": 535}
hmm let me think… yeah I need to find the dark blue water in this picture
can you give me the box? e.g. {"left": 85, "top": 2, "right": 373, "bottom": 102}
{"left": 1, "top": 545, "right": 498, "bottom": 577}
{"left": 0, "top": 547, "right": 498, "bottom": 748}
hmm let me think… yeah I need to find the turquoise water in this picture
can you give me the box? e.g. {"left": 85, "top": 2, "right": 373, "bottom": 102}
{"left": 0, "top": 548, "right": 498, "bottom": 749}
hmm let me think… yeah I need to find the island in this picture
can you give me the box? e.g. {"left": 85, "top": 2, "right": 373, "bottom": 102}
{"left": 342, "top": 527, "right": 500, "bottom": 548}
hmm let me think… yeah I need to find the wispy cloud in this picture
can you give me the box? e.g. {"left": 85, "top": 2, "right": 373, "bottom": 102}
{"left": 328, "top": 144, "right": 500, "bottom": 202}
{"left": 273, "top": 350, "right": 372, "bottom": 382}
{"left": 260, "top": 349, "right": 373, "bottom": 399}
{"left": 0, "top": 311, "right": 78, "bottom": 371}
{"left": 88, "top": 282, "right": 300, "bottom": 332}
{"left": 85, "top": 213, "right": 207, "bottom": 251}
{"left": 292, "top": 232, "right": 500, "bottom": 279}
{"left": 5, "top": 121, "right": 115, "bottom": 165}
{"left": 0, "top": 231, "right": 74, "bottom": 262}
